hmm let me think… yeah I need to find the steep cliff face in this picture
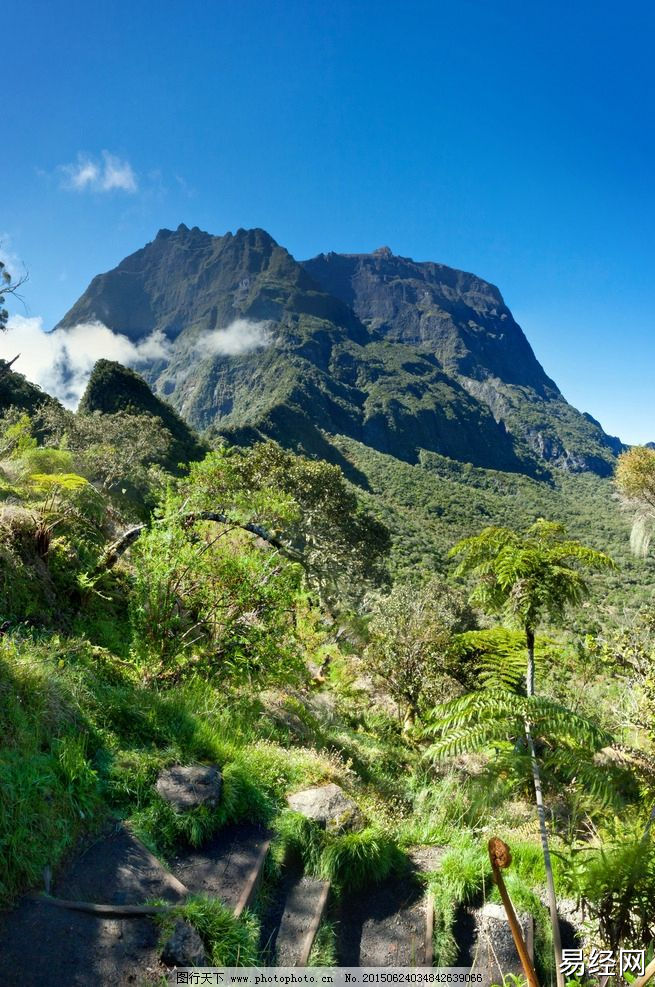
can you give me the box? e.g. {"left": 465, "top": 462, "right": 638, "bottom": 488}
{"left": 53, "top": 226, "right": 622, "bottom": 476}
{"left": 302, "top": 247, "right": 555, "bottom": 391}
{"left": 302, "top": 249, "right": 622, "bottom": 474}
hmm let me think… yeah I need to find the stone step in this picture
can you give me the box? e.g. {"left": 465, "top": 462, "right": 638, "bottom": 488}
{"left": 170, "top": 823, "right": 272, "bottom": 916}
{"left": 337, "top": 874, "right": 431, "bottom": 966}
{"left": 274, "top": 875, "right": 331, "bottom": 966}
{"left": 333, "top": 846, "right": 445, "bottom": 967}
{"left": 456, "top": 902, "right": 534, "bottom": 987}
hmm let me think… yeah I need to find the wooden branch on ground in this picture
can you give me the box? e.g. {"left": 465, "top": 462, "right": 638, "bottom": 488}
{"left": 28, "top": 893, "right": 178, "bottom": 917}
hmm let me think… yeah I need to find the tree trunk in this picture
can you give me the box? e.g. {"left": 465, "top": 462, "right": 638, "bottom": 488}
{"left": 94, "top": 510, "right": 303, "bottom": 574}
{"left": 525, "top": 625, "right": 564, "bottom": 987}
{"left": 526, "top": 626, "right": 536, "bottom": 697}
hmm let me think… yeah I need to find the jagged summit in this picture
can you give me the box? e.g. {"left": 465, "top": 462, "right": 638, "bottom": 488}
{"left": 53, "top": 225, "right": 623, "bottom": 476}
{"left": 55, "top": 224, "right": 349, "bottom": 344}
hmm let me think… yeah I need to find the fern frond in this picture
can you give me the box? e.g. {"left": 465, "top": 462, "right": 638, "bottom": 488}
{"left": 540, "top": 750, "right": 622, "bottom": 809}
{"left": 478, "top": 649, "right": 526, "bottom": 691}
{"left": 425, "top": 688, "right": 524, "bottom": 734}
{"left": 525, "top": 695, "right": 610, "bottom": 750}
{"left": 425, "top": 722, "right": 512, "bottom": 759}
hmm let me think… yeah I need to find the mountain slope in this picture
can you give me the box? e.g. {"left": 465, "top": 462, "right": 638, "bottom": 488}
{"left": 0, "top": 359, "right": 61, "bottom": 416}
{"left": 54, "top": 225, "right": 621, "bottom": 479}
{"left": 78, "top": 359, "right": 207, "bottom": 469}
{"left": 302, "top": 249, "right": 623, "bottom": 474}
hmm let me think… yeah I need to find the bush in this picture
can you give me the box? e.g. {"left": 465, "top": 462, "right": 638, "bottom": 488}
{"left": 129, "top": 502, "right": 305, "bottom": 686}
{"left": 364, "top": 577, "right": 475, "bottom": 722}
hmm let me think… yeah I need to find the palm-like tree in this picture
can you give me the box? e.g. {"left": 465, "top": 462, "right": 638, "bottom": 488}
{"left": 448, "top": 519, "right": 615, "bottom": 986}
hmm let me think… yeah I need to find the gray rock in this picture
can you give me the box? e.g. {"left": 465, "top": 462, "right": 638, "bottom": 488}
{"left": 287, "top": 783, "right": 364, "bottom": 833}
{"left": 161, "top": 919, "right": 207, "bottom": 968}
{"left": 464, "top": 903, "right": 534, "bottom": 987}
{"left": 156, "top": 764, "right": 222, "bottom": 811}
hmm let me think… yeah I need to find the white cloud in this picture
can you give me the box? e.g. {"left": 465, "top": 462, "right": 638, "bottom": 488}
{"left": 61, "top": 151, "right": 138, "bottom": 194}
{"left": 1, "top": 316, "right": 170, "bottom": 408}
{"left": 0, "top": 316, "right": 272, "bottom": 409}
{"left": 194, "top": 319, "right": 272, "bottom": 356}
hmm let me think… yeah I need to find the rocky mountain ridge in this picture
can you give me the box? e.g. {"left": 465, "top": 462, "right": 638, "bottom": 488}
{"left": 55, "top": 224, "right": 623, "bottom": 477}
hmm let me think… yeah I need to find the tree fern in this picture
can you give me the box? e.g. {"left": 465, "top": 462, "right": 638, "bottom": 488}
{"left": 424, "top": 687, "right": 622, "bottom": 809}
{"left": 447, "top": 519, "right": 617, "bottom": 986}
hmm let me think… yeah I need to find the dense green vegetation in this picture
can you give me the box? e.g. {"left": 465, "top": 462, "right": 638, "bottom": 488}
{"left": 330, "top": 434, "right": 655, "bottom": 614}
{"left": 1, "top": 371, "right": 654, "bottom": 981}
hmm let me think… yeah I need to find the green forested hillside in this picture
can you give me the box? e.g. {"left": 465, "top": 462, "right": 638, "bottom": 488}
{"left": 329, "top": 435, "right": 655, "bottom": 615}
{"left": 1, "top": 381, "right": 654, "bottom": 980}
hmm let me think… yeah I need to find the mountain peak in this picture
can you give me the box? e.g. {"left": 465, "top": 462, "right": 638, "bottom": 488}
{"left": 54, "top": 225, "right": 623, "bottom": 477}
{"left": 79, "top": 359, "right": 206, "bottom": 469}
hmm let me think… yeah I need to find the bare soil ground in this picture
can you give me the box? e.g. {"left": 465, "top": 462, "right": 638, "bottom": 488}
{"left": 0, "top": 823, "right": 184, "bottom": 986}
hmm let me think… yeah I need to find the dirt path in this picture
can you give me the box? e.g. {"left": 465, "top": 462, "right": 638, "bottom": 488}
{"left": 337, "top": 873, "right": 430, "bottom": 966}
{"left": 0, "top": 823, "right": 184, "bottom": 986}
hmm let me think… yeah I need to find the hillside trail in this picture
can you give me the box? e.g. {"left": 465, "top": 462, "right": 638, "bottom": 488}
{"left": 0, "top": 819, "right": 534, "bottom": 985}
{"left": 0, "top": 821, "right": 273, "bottom": 985}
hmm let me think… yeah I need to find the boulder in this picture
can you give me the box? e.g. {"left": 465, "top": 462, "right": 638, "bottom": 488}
{"left": 156, "top": 764, "right": 222, "bottom": 811}
{"left": 287, "top": 783, "right": 364, "bottom": 833}
{"left": 161, "top": 919, "right": 207, "bottom": 968}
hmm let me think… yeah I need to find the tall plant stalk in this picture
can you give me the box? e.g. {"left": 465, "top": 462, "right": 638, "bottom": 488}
{"left": 449, "top": 521, "right": 615, "bottom": 986}
{"left": 525, "top": 627, "right": 564, "bottom": 987}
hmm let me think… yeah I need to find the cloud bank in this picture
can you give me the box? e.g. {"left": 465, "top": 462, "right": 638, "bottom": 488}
{"left": 1, "top": 317, "right": 272, "bottom": 408}
{"left": 61, "top": 151, "right": 138, "bottom": 193}
{"left": 1, "top": 316, "right": 169, "bottom": 408}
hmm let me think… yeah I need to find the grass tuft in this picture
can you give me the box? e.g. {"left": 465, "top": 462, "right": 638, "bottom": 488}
{"left": 319, "top": 827, "right": 405, "bottom": 890}
{"left": 154, "top": 895, "right": 260, "bottom": 966}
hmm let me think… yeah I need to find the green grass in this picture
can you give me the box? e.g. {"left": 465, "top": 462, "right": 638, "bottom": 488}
{"left": 271, "top": 809, "right": 406, "bottom": 892}
{"left": 319, "top": 827, "right": 405, "bottom": 890}
{"left": 428, "top": 834, "right": 491, "bottom": 966}
{"left": 0, "top": 632, "right": 352, "bottom": 904}
{"left": 154, "top": 895, "right": 260, "bottom": 966}
{"left": 1, "top": 617, "right": 417, "bottom": 908}
{"left": 308, "top": 917, "right": 338, "bottom": 966}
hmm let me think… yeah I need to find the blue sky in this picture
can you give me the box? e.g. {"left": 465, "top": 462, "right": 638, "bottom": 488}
{"left": 3, "top": 0, "right": 654, "bottom": 441}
